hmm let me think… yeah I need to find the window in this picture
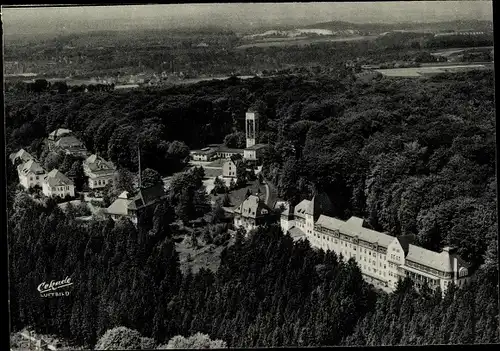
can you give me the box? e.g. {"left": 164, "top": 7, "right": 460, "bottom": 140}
{"left": 30, "top": 177, "right": 33, "bottom": 181}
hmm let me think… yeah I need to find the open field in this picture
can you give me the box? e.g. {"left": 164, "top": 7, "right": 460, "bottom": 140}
{"left": 235, "top": 35, "right": 378, "bottom": 49}
{"left": 205, "top": 159, "right": 226, "bottom": 167}
{"left": 375, "top": 63, "right": 491, "bottom": 77}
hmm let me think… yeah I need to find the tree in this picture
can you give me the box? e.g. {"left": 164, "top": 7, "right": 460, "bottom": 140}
{"left": 236, "top": 161, "right": 247, "bottom": 188}
{"left": 158, "top": 333, "right": 227, "bottom": 349}
{"left": 213, "top": 176, "right": 227, "bottom": 194}
{"left": 224, "top": 132, "right": 246, "bottom": 149}
{"left": 67, "top": 160, "right": 86, "bottom": 192}
{"left": 222, "top": 193, "right": 231, "bottom": 207}
{"left": 141, "top": 168, "right": 163, "bottom": 188}
{"left": 94, "top": 327, "right": 144, "bottom": 350}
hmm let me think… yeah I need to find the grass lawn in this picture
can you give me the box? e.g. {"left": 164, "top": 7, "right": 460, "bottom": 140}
{"left": 204, "top": 167, "right": 223, "bottom": 178}
{"left": 210, "top": 179, "right": 265, "bottom": 208}
{"left": 205, "top": 159, "right": 226, "bottom": 167}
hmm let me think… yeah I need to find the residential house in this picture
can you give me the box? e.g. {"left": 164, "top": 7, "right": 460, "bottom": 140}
{"left": 9, "top": 148, "right": 34, "bottom": 165}
{"left": 17, "top": 159, "right": 46, "bottom": 189}
{"left": 42, "top": 169, "right": 75, "bottom": 198}
{"left": 222, "top": 154, "right": 243, "bottom": 178}
{"left": 54, "top": 136, "right": 88, "bottom": 157}
{"left": 106, "top": 183, "right": 167, "bottom": 225}
{"left": 233, "top": 194, "right": 276, "bottom": 234}
{"left": 83, "top": 154, "right": 116, "bottom": 190}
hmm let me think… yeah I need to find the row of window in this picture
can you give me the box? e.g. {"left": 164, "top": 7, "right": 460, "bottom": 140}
{"left": 52, "top": 186, "right": 70, "bottom": 192}
{"left": 93, "top": 178, "right": 110, "bottom": 186}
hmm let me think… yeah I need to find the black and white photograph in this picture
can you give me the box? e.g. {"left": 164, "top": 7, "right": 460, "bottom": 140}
{"left": 2, "top": 1, "right": 498, "bottom": 349}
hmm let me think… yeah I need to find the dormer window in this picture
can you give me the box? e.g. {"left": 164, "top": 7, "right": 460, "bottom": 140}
{"left": 459, "top": 267, "right": 468, "bottom": 278}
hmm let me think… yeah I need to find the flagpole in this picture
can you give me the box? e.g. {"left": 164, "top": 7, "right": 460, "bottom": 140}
{"left": 137, "top": 144, "right": 142, "bottom": 189}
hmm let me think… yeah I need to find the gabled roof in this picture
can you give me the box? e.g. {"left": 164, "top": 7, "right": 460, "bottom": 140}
{"left": 48, "top": 128, "right": 72, "bottom": 140}
{"left": 9, "top": 149, "right": 34, "bottom": 164}
{"left": 294, "top": 199, "right": 312, "bottom": 218}
{"left": 287, "top": 226, "right": 306, "bottom": 240}
{"left": 315, "top": 214, "right": 395, "bottom": 248}
{"left": 106, "top": 197, "right": 132, "bottom": 216}
{"left": 84, "top": 154, "right": 116, "bottom": 172}
{"left": 128, "top": 183, "right": 166, "bottom": 211}
{"left": 18, "top": 159, "right": 45, "bottom": 175}
{"left": 43, "top": 169, "right": 74, "bottom": 187}
{"left": 233, "top": 195, "right": 272, "bottom": 219}
{"left": 406, "top": 245, "right": 454, "bottom": 273}
{"left": 55, "top": 136, "right": 84, "bottom": 148}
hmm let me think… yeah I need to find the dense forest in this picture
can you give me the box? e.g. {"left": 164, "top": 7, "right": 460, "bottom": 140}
{"left": 6, "top": 69, "right": 498, "bottom": 347}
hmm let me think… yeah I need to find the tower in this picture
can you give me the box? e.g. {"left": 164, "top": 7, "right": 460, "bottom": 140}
{"left": 245, "top": 110, "right": 259, "bottom": 148}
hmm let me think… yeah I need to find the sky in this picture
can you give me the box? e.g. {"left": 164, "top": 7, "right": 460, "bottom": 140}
{"left": 2, "top": 2, "right": 494, "bottom": 36}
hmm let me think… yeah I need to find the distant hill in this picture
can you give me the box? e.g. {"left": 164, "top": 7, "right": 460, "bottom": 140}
{"left": 301, "top": 19, "right": 493, "bottom": 34}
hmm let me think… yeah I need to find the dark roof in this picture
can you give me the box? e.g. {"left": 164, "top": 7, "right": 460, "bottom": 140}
{"left": 245, "top": 143, "right": 268, "bottom": 151}
{"left": 217, "top": 146, "right": 244, "bottom": 154}
{"left": 229, "top": 154, "right": 243, "bottom": 163}
{"left": 55, "top": 136, "right": 84, "bottom": 148}
{"left": 128, "top": 183, "right": 166, "bottom": 210}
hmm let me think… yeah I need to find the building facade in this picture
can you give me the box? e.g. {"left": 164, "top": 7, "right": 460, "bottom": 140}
{"left": 279, "top": 195, "right": 473, "bottom": 294}
{"left": 233, "top": 194, "right": 275, "bottom": 234}
{"left": 222, "top": 154, "right": 243, "bottom": 178}
{"left": 83, "top": 154, "right": 116, "bottom": 190}
{"left": 106, "top": 184, "right": 167, "bottom": 226}
{"left": 42, "top": 169, "right": 76, "bottom": 198}
{"left": 17, "top": 160, "right": 46, "bottom": 189}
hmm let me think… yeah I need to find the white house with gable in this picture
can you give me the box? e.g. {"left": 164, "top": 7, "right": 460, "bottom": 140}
{"left": 42, "top": 169, "right": 75, "bottom": 198}
{"left": 17, "top": 159, "right": 46, "bottom": 189}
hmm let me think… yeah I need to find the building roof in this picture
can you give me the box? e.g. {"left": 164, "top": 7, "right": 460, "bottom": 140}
{"left": 340, "top": 216, "right": 395, "bottom": 248}
{"left": 48, "top": 128, "right": 72, "bottom": 140}
{"left": 216, "top": 145, "right": 244, "bottom": 154}
{"left": 55, "top": 135, "right": 84, "bottom": 148}
{"left": 9, "top": 149, "right": 34, "bottom": 164}
{"left": 406, "top": 244, "right": 456, "bottom": 273}
{"left": 106, "top": 197, "right": 132, "bottom": 216}
{"left": 274, "top": 201, "right": 291, "bottom": 216}
{"left": 316, "top": 214, "right": 395, "bottom": 248}
{"left": 191, "top": 147, "right": 218, "bottom": 155}
{"left": 128, "top": 183, "right": 166, "bottom": 211}
{"left": 294, "top": 199, "right": 312, "bottom": 218}
{"left": 84, "top": 154, "right": 116, "bottom": 172}
{"left": 287, "top": 226, "right": 306, "bottom": 240}
{"left": 44, "top": 169, "right": 74, "bottom": 187}
{"left": 18, "top": 159, "right": 45, "bottom": 175}
{"left": 233, "top": 195, "right": 272, "bottom": 219}
{"left": 245, "top": 143, "right": 268, "bottom": 151}
{"left": 228, "top": 154, "right": 243, "bottom": 164}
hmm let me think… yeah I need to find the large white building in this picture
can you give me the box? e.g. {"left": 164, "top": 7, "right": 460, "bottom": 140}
{"left": 278, "top": 195, "right": 474, "bottom": 294}
{"left": 42, "top": 169, "right": 76, "bottom": 198}
{"left": 17, "top": 159, "right": 46, "bottom": 189}
{"left": 83, "top": 154, "right": 116, "bottom": 190}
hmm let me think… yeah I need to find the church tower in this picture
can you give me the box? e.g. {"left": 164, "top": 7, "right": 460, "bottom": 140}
{"left": 245, "top": 110, "right": 259, "bottom": 148}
